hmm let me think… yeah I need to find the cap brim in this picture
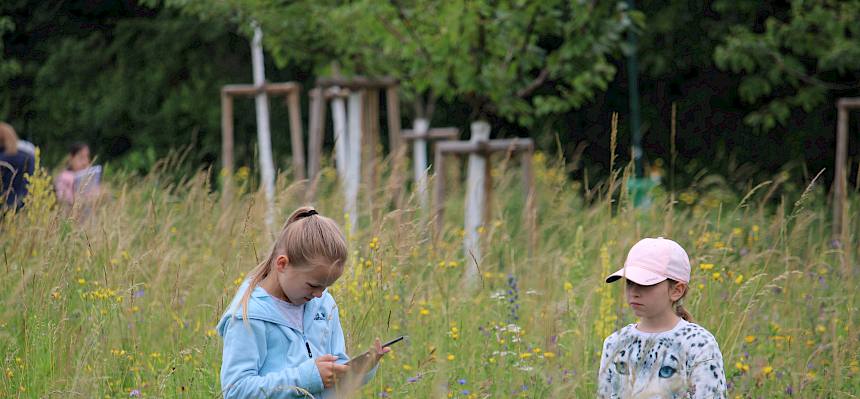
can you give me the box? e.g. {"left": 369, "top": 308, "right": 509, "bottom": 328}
{"left": 605, "top": 266, "right": 667, "bottom": 285}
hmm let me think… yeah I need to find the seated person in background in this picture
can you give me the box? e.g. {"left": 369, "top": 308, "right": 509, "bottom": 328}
{"left": 0, "top": 122, "right": 35, "bottom": 211}
{"left": 55, "top": 142, "right": 101, "bottom": 206}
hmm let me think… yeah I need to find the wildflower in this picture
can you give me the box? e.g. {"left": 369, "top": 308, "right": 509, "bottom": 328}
{"left": 447, "top": 354, "right": 455, "bottom": 361}
{"left": 735, "top": 362, "right": 750, "bottom": 373}
{"left": 402, "top": 364, "right": 413, "bottom": 371}
{"left": 542, "top": 351, "right": 556, "bottom": 359}
{"left": 762, "top": 366, "right": 774, "bottom": 376}
{"left": 419, "top": 308, "right": 430, "bottom": 316}
{"left": 130, "top": 389, "right": 141, "bottom": 397}
{"left": 700, "top": 263, "right": 715, "bottom": 271}
{"left": 458, "top": 379, "right": 467, "bottom": 385}
{"left": 735, "top": 274, "right": 744, "bottom": 285}
{"left": 563, "top": 282, "right": 573, "bottom": 292}
{"left": 744, "top": 335, "right": 756, "bottom": 344}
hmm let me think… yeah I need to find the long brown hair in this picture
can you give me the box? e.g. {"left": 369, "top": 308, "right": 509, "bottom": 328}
{"left": 239, "top": 206, "right": 348, "bottom": 320}
{"left": 0, "top": 122, "right": 19, "bottom": 156}
{"left": 668, "top": 279, "right": 693, "bottom": 322}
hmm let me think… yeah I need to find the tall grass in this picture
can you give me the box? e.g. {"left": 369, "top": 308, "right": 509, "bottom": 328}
{"left": 1, "top": 148, "right": 857, "bottom": 398}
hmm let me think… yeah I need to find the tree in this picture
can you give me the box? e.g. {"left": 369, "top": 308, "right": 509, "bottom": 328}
{"left": 714, "top": 0, "right": 860, "bottom": 131}
{"left": 162, "top": 0, "right": 638, "bottom": 128}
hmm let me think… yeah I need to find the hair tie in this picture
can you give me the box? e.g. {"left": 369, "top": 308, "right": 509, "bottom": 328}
{"left": 301, "top": 209, "right": 318, "bottom": 218}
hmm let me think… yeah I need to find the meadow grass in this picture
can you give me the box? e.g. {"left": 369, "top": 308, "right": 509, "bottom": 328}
{"left": 1, "top": 149, "right": 858, "bottom": 398}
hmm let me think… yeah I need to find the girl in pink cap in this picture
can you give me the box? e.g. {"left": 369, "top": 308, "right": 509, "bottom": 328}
{"left": 597, "top": 237, "right": 726, "bottom": 398}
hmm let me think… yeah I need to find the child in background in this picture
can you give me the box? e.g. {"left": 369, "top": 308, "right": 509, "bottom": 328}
{"left": 55, "top": 142, "right": 94, "bottom": 206}
{"left": 598, "top": 237, "right": 727, "bottom": 398}
{"left": 217, "top": 207, "right": 390, "bottom": 398}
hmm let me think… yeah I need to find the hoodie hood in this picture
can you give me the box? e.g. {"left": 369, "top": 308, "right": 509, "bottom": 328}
{"left": 216, "top": 279, "right": 328, "bottom": 336}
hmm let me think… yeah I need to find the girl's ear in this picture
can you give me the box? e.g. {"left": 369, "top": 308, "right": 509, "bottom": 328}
{"left": 669, "top": 282, "right": 687, "bottom": 302}
{"left": 275, "top": 255, "right": 290, "bottom": 272}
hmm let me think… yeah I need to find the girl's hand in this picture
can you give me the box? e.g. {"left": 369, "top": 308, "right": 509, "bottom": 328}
{"left": 315, "top": 354, "right": 350, "bottom": 388}
{"left": 369, "top": 337, "right": 392, "bottom": 365}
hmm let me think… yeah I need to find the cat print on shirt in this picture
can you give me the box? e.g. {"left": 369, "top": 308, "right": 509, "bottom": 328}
{"left": 598, "top": 320, "right": 727, "bottom": 399}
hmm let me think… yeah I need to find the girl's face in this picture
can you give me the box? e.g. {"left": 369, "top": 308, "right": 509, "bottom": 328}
{"left": 274, "top": 255, "right": 343, "bottom": 305}
{"left": 70, "top": 147, "right": 91, "bottom": 171}
{"left": 625, "top": 280, "right": 685, "bottom": 319}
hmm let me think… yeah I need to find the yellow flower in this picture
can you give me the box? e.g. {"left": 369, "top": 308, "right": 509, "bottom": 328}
{"left": 744, "top": 335, "right": 756, "bottom": 344}
{"left": 815, "top": 325, "right": 826, "bottom": 334}
{"left": 402, "top": 364, "right": 413, "bottom": 371}
{"left": 762, "top": 366, "right": 773, "bottom": 376}
{"left": 419, "top": 308, "right": 430, "bottom": 316}
{"left": 734, "top": 274, "right": 744, "bottom": 285}
{"left": 447, "top": 354, "right": 455, "bottom": 361}
{"left": 712, "top": 272, "right": 721, "bottom": 281}
{"left": 700, "top": 263, "right": 715, "bottom": 271}
{"left": 563, "top": 282, "right": 573, "bottom": 292}
{"left": 519, "top": 353, "right": 532, "bottom": 359}
{"left": 78, "top": 278, "right": 86, "bottom": 285}
{"left": 542, "top": 352, "right": 556, "bottom": 359}
{"left": 735, "top": 362, "right": 750, "bottom": 373}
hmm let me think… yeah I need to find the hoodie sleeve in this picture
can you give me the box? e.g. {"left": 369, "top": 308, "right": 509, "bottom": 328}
{"left": 328, "top": 300, "right": 378, "bottom": 383}
{"left": 220, "top": 317, "right": 324, "bottom": 399}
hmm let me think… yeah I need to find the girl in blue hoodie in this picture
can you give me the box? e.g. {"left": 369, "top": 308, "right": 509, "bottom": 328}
{"left": 217, "top": 206, "right": 389, "bottom": 398}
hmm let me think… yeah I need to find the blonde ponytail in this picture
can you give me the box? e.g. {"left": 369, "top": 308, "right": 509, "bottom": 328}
{"left": 668, "top": 279, "right": 693, "bottom": 322}
{"left": 238, "top": 206, "right": 348, "bottom": 321}
{"left": 674, "top": 303, "right": 693, "bottom": 322}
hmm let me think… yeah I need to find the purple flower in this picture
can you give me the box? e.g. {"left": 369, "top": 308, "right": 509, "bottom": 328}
{"left": 407, "top": 376, "right": 420, "bottom": 383}
{"left": 133, "top": 289, "right": 145, "bottom": 298}
{"left": 130, "top": 389, "right": 141, "bottom": 397}
{"left": 458, "top": 379, "right": 467, "bottom": 385}
{"left": 460, "top": 390, "right": 470, "bottom": 395}
{"left": 378, "top": 392, "right": 389, "bottom": 398}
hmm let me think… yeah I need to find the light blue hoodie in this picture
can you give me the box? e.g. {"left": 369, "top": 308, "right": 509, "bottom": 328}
{"left": 217, "top": 281, "right": 371, "bottom": 398}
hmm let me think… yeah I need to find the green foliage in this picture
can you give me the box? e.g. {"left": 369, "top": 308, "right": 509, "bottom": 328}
{"left": 0, "top": 15, "right": 22, "bottom": 116}
{"left": 714, "top": 0, "right": 860, "bottom": 131}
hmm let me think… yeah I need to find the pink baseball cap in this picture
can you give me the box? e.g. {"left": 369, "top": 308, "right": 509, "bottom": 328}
{"left": 605, "top": 237, "right": 691, "bottom": 285}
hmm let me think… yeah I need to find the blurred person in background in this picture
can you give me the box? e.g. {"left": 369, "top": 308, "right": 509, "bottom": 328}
{"left": 0, "top": 122, "right": 35, "bottom": 212}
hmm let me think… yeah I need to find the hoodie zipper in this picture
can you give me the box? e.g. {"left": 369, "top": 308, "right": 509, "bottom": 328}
{"left": 304, "top": 335, "right": 313, "bottom": 358}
